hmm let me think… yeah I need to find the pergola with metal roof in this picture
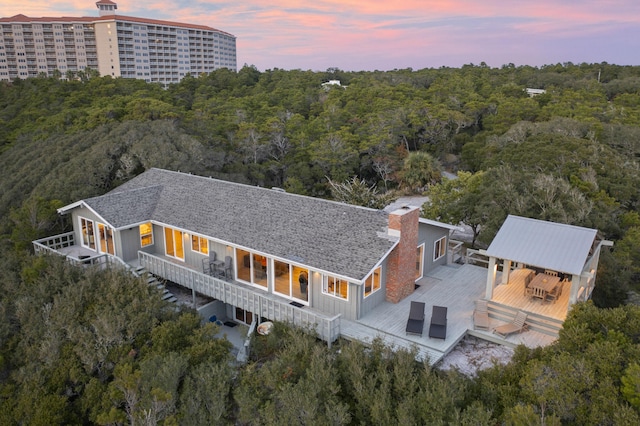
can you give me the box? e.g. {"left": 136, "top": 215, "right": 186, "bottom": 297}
{"left": 482, "top": 215, "right": 612, "bottom": 306}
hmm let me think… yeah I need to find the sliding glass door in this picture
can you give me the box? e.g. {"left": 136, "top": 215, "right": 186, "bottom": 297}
{"left": 164, "top": 227, "right": 184, "bottom": 260}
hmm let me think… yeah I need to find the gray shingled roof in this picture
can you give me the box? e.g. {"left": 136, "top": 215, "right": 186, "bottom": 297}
{"left": 485, "top": 215, "right": 597, "bottom": 276}
{"left": 83, "top": 168, "right": 398, "bottom": 281}
{"left": 84, "top": 186, "right": 162, "bottom": 228}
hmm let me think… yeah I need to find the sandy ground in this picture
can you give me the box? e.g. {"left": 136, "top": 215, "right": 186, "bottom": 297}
{"left": 436, "top": 336, "right": 514, "bottom": 376}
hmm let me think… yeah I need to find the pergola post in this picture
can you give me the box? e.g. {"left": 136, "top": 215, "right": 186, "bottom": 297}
{"left": 501, "top": 259, "right": 512, "bottom": 284}
{"left": 568, "top": 274, "right": 581, "bottom": 306}
{"left": 485, "top": 256, "right": 497, "bottom": 299}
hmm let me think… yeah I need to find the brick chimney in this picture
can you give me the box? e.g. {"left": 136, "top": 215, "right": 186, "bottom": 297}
{"left": 385, "top": 206, "right": 419, "bottom": 303}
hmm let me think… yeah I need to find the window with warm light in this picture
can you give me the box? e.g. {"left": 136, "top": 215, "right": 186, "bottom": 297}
{"left": 323, "top": 275, "right": 348, "bottom": 300}
{"left": 164, "top": 227, "right": 184, "bottom": 260}
{"left": 191, "top": 235, "right": 208, "bottom": 254}
{"left": 235, "top": 248, "right": 267, "bottom": 289}
{"left": 80, "top": 217, "right": 95, "bottom": 250}
{"left": 434, "top": 236, "right": 446, "bottom": 261}
{"left": 364, "top": 266, "right": 381, "bottom": 298}
{"left": 139, "top": 222, "right": 153, "bottom": 247}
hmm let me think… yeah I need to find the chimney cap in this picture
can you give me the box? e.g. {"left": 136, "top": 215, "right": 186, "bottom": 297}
{"left": 389, "top": 205, "right": 419, "bottom": 216}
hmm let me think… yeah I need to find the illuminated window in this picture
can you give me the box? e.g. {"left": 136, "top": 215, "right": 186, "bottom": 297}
{"left": 434, "top": 236, "right": 446, "bottom": 261}
{"left": 80, "top": 217, "right": 95, "bottom": 250}
{"left": 164, "top": 227, "right": 184, "bottom": 260}
{"left": 323, "top": 275, "right": 348, "bottom": 300}
{"left": 98, "top": 223, "right": 114, "bottom": 255}
{"left": 191, "top": 235, "right": 208, "bottom": 254}
{"left": 235, "top": 248, "right": 267, "bottom": 289}
{"left": 139, "top": 222, "right": 153, "bottom": 247}
{"left": 364, "top": 266, "right": 381, "bottom": 298}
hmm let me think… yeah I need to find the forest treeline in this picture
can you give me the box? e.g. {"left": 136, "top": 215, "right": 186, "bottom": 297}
{"left": 1, "top": 63, "right": 640, "bottom": 423}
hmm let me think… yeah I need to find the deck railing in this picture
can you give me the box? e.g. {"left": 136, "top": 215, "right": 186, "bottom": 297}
{"left": 138, "top": 251, "right": 341, "bottom": 345}
{"left": 33, "top": 232, "right": 132, "bottom": 271}
{"left": 33, "top": 232, "right": 76, "bottom": 254}
{"left": 448, "top": 239, "right": 464, "bottom": 263}
{"left": 464, "top": 248, "right": 490, "bottom": 267}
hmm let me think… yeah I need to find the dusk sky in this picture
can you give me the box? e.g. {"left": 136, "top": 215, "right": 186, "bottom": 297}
{"left": 3, "top": 1, "right": 639, "bottom": 71}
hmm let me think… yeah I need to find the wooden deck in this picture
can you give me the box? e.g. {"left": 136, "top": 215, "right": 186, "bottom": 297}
{"left": 491, "top": 268, "right": 569, "bottom": 321}
{"left": 340, "top": 264, "right": 558, "bottom": 365}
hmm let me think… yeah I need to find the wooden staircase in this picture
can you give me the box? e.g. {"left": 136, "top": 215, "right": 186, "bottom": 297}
{"left": 134, "top": 265, "right": 177, "bottom": 303}
{"left": 487, "top": 300, "right": 564, "bottom": 337}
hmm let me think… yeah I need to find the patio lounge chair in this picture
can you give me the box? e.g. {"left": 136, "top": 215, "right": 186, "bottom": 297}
{"left": 429, "top": 305, "right": 447, "bottom": 339}
{"left": 493, "top": 311, "right": 528, "bottom": 338}
{"left": 405, "top": 301, "right": 425, "bottom": 336}
{"left": 473, "top": 300, "right": 490, "bottom": 330}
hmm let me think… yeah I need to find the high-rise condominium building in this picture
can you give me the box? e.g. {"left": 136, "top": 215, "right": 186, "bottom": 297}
{"left": 0, "top": 0, "right": 237, "bottom": 84}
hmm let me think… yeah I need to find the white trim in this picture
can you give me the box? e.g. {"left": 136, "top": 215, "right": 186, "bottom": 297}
{"left": 271, "top": 260, "right": 310, "bottom": 306}
{"left": 58, "top": 200, "right": 84, "bottom": 214}
{"left": 96, "top": 222, "right": 115, "bottom": 256}
{"left": 234, "top": 248, "right": 269, "bottom": 292}
{"left": 322, "top": 274, "right": 349, "bottom": 301}
{"left": 65, "top": 201, "right": 114, "bottom": 229}
{"left": 139, "top": 222, "right": 154, "bottom": 247}
{"left": 363, "top": 266, "right": 382, "bottom": 299}
{"left": 359, "top": 240, "right": 400, "bottom": 285}
{"left": 190, "top": 234, "right": 209, "bottom": 255}
{"left": 433, "top": 236, "right": 446, "bottom": 261}
{"left": 419, "top": 217, "right": 460, "bottom": 231}
{"left": 163, "top": 226, "right": 185, "bottom": 261}
{"left": 150, "top": 219, "right": 364, "bottom": 283}
{"left": 416, "top": 242, "right": 425, "bottom": 281}
{"left": 78, "top": 216, "right": 96, "bottom": 251}
{"left": 66, "top": 203, "right": 363, "bottom": 282}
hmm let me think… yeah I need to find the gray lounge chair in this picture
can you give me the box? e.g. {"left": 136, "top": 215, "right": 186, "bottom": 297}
{"left": 429, "top": 305, "right": 447, "bottom": 339}
{"left": 405, "top": 301, "right": 425, "bottom": 336}
{"left": 493, "top": 311, "right": 528, "bottom": 337}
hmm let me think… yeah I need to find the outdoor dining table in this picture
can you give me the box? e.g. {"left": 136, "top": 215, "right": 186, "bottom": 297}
{"left": 210, "top": 259, "right": 225, "bottom": 277}
{"left": 528, "top": 273, "right": 560, "bottom": 300}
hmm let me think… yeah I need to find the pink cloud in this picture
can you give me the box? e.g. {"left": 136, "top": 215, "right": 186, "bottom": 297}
{"left": 3, "top": 0, "right": 639, "bottom": 70}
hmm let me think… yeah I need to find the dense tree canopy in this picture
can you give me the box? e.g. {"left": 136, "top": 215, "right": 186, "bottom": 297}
{"left": 1, "top": 63, "right": 640, "bottom": 422}
{"left": 1, "top": 253, "right": 639, "bottom": 424}
{"left": 1, "top": 63, "right": 639, "bottom": 299}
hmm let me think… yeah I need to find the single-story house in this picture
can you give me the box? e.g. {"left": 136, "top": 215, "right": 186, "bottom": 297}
{"left": 34, "top": 168, "right": 458, "bottom": 341}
